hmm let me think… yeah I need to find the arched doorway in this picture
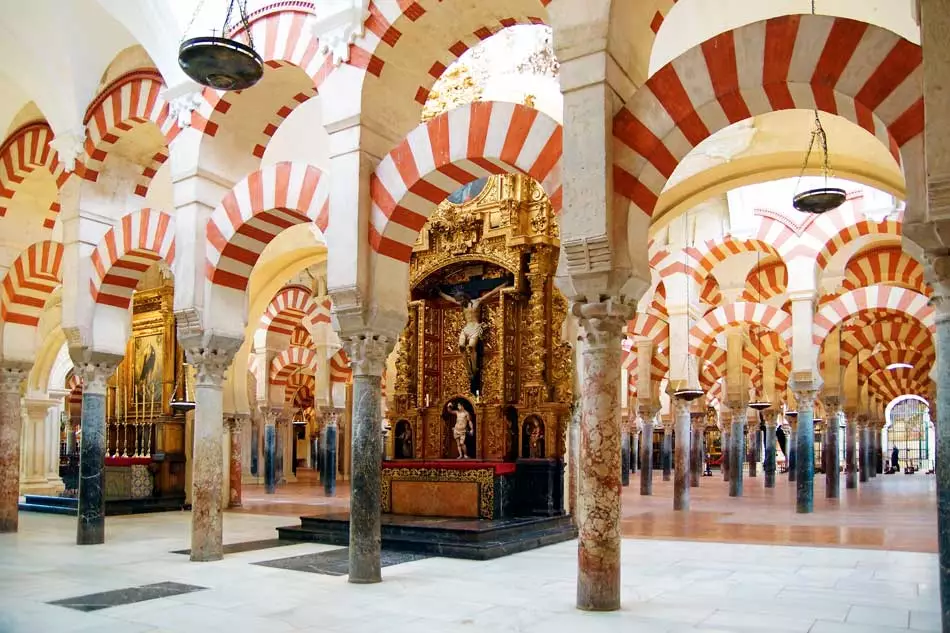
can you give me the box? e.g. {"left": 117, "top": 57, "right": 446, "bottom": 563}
{"left": 884, "top": 396, "right": 933, "bottom": 472}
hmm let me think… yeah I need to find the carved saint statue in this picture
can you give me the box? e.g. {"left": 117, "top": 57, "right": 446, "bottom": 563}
{"left": 448, "top": 401, "right": 474, "bottom": 459}
{"left": 439, "top": 282, "right": 510, "bottom": 381}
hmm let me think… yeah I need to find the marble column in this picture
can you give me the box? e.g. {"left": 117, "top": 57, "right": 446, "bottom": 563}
{"left": 275, "top": 416, "right": 285, "bottom": 484}
{"left": 263, "top": 411, "right": 277, "bottom": 494}
{"left": 928, "top": 277, "right": 950, "bottom": 633}
{"left": 858, "top": 417, "right": 870, "bottom": 484}
{"left": 574, "top": 300, "right": 630, "bottom": 611}
{"left": 226, "top": 416, "right": 244, "bottom": 508}
{"left": 323, "top": 414, "right": 337, "bottom": 497}
{"left": 620, "top": 424, "right": 630, "bottom": 487}
{"left": 74, "top": 359, "right": 118, "bottom": 545}
{"left": 792, "top": 384, "right": 820, "bottom": 514}
{"left": 764, "top": 414, "right": 777, "bottom": 489}
{"left": 788, "top": 419, "right": 798, "bottom": 482}
{"left": 872, "top": 423, "right": 882, "bottom": 476}
{"left": 845, "top": 414, "right": 858, "bottom": 489}
{"left": 568, "top": 404, "right": 579, "bottom": 524}
{"left": 728, "top": 407, "right": 745, "bottom": 498}
{"left": 0, "top": 363, "right": 28, "bottom": 532}
{"left": 661, "top": 422, "right": 672, "bottom": 482}
{"left": 184, "top": 340, "right": 240, "bottom": 562}
{"left": 825, "top": 412, "right": 841, "bottom": 499}
{"left": 690, "top": 413, "right": 703, "bottom": 487}
{"left": 747, "top": 421, "right": 758, "bottom": 478}
{"left": 344, "top": 334, "right": 393, "bottom": 585}
{"left": 672, "top": 399, "right": 690, "bottom": 511}
{"left": 721, "top": 425, "right": 730, "bottom": 481}
{"left": 639, "top": 413, "right": 655, "bottom": 496}
{"left": 630, "top": 429, "right": 639, "bottom": 474}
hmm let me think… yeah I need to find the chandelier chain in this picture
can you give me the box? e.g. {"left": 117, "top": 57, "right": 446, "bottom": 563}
{"left": 181, "top": 0, "right": 207, "bottom": 43}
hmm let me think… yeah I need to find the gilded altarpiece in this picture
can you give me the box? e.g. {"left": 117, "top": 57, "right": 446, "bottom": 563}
{"left": 389, "top": 175, "right": 573, "bottom": 465}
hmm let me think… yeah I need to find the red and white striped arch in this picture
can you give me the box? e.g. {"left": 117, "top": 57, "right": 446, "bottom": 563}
{"left": 614, "top": 15, "right": 922, "bottom": 219}
{"left": 369, "top": 101, "right": 562, "bottom": 263}
{"left": 270, "top": 346, "right": 317, "bottom": 386}
{"left": 329, "top": 348, "right": 352, "bottom": 384}
{"left": 839, "top": 320, "right": 933, "bottom": 368}
{"left": 700, "top": 276, "right": 723, "bottom": 308}
{"left": 0, "top": 121, "right": 70, "bottom": 229}
{"left": 303, "top": 296, "right": 332, "bottom": 330}
{"left": 285, "top": 371, "right": 316, "bottom": 405}
{"left": 190, "top": 6, "right": 331, "bottom": 136}
{"left": 842, "top": 245, "right": 929, "bottom": 296}
{"left": 82, "top": 70, "right": 180, "bottom": 185}
{"left": 813, "top": 217, "right": 902, "bottom": 270}
{"left": 743, "top": 259, "right": 788, "bottom": 302}
{"left": 812, "top": 285, "right": 934, "bottom": 346}
{"left": 259, "top": 285, "right": 315, "bottom": 337}
{"left": 290, "top": 326, "right": 313, "bottom": 349}
{"left": 0, "top": 241, "right": 63, "bottom": 327}
{"left": 89, "top": 209, "right": 175, "bottom": 310}
{"left": 859, "top": 348, "right": 930, "bottom": 383}
{"left": 206, "top": 161, "right": 329, "bottom": 291}
{"left": 869, "top": 367, "right": 931, "bottom": 402}
{"left": 688, "top": 302, "right": 793, "bottom": 356}
{"left": 688, "top": 237, "right": 784, "bottom": 285}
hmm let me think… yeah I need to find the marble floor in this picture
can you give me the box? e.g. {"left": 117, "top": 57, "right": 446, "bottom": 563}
{"left": 0, "top": 510, "right": 941, "bottom": 633}
{"left": 240, "top": 468, "right": 938, "bottom": 552}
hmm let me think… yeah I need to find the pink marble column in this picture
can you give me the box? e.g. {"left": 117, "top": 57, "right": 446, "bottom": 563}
{"left": 184, "top": 337, "right": 241, "bottom": 562}
{"left": 0, "top": 363, "right": 28, "bottom": 532}
{"left": 573, "top": 299, "right": 632, "bottom": 612}
{"left": 227, "top": 416, "right": 244, "bottom": 508}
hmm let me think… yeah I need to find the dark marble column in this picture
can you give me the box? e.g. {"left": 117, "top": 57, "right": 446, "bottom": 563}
{"left": 792, "top": 384, "right": 820, "bottom": 514}
{"left": 323, "top": 415, "right": 337, "bottom": 497}
{"left": 747, "top": 422, "right": 758, "bottom": 478}
{"left": 264, "top": 411, "right": 277, "bottom": 494}
{"left": 721, "top": 426, "right": 730, "bottom": 482}
{"left": 870, "top": 423, "right": 880, "bottom": 478}
{"left": 672, "top": 399, "right": 690, "bottom": 511}
{"left": 764, "top": 414, "right": 777, "bottom": 489}
{"left": 859, "top": 418, "right": 870, "bottom": 483}
{"left": 0, "top": 363, "right": 29, "bottom": 533}
{"left": 631, "top": 430, "right": 639, "bottom": 474}
{"left": 928, "top": 282, "right": 950, "bottom": 633}
{"left": 275, "top": 417, "right": 285, "bottom": 484}
{"left": 75, "top": 359, "right": 118, "bottom": 545}
{"left": 639, "top": 415, "right": 655, "bottom": 496}
{"left": 826, "top": 415, "right": 840, "bottom": 498}
{"left": 574, "top": 301, "right": 630, "bottom": 611}
{"left": 621, "top": 424, "right": 630, "bottom": 487}
{"left": 788, "top": 420, "right": 798, "bottom": 482}
{"left": 185, "top": 340, "right": 240, "bottom": 562}
{"left": 728, "top": 408, "right": 745, "bottom": 498}
{"left": 844, "top": 414, "right": 857, "bottom": 488}
{"left": 661, "top": 423, "right": 672, "bottom": 482}
{"left": 690, "top": 413, "right": 703, "bottom": 487}
{"left": 344, "top": 335, "right": 393, "bottom": 585}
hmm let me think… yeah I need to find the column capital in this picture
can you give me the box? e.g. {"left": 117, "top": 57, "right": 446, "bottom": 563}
{"left": 573, "top": 298, "right": 635, "bottom": 350}
{"left": 73, "top": 354, "right": 122, "bottom": 395}
{"left": 181, "top": 333, "right": 242, "bottom": 387}
{"left": 343, "top": 333, "right": 395, "bottom": 377}
{"left": 821, "top": 394, "right": 841, "bottom": 413}
{"left": 637, "top": 403, "right": 660, "bottom": 421}
{"left": 0, "top": 361, "right": 30, "bottom": 394}
{"left": 672, "top": 397, "right": 691, "bottom": 417}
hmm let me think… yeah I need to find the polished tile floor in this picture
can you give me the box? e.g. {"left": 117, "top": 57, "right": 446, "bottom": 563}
{"left": 0, "top": 510, "right": 940, "bottom": 633}
{"left": 241, "top": 468, "right": 938, "bottom": 552}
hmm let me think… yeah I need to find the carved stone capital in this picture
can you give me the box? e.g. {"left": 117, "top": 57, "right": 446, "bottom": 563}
{"left": 637, "top": 404, "right": 659, "bottom": 422}
{"left": 343, "top": 333, "right": 394, "bottom": 377}
{"left": 167, "top": 91, "right": 203, "bottom": 129}
{"left": 821, "top": 394, "right": 840, "bottom": 413}
{"left": 672, "top": 398, "right": 691, "bottom": 418}
{"left": 0, "top": 362, "right": 30, "bottom": 394}
{"left": 74, "top": 360, "right": 119, "bottom": 395}
{"left": 181, "top": 334, "right": 242, "bottom": 388}
{"left": 572, "top": 298, "right": 634, "bottom": 350}
{"left": 311, "top": 0, "right": 371, "bottom": 65}
{"left": 50, "top": 130, "right": 85, "bottom": 173}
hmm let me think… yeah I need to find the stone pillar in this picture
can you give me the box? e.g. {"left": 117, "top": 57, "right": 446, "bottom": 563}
{"left": 747, "top": 418, "right": 758, "bottom": 478}
{"left": 672, "top": 399, "right": 690, "bottom": 511}
{"left": 567, "top": 404, "right": 579, "bottom": 523}
{"left": 826, "top": 412, "right": 841, "bottom": 499}
{"left": 788, "top": 418, "right": 798, "bottom": 482}
{"left": 858, "top": 415, "right": 871, "bottom": 483}
{"left": 323, "top": 413, "right": 338, "bottom": 497}
{"left": 690, "top": 412, "right": 704, "bottom": 487}
{"left": 620, "top": 420, "right": 630, "bottom": 487}
{"left": 183, "top": 339, "right": 240, "bottom": 562}
{"left": 226, "top": 416, "right": 244, "bottom": 508}
{"left": 661, "top": 421, "right": 672, "bottom": 482}
{"left": 630, "top": 428, "right": 639, "bottom": 474}
{"left": 764, "top": 412, "right": 778, "bottom": 489}
{"left": 574, "top": 300, "right": 630, "bottom": 612}
{"left": 792, "top": 383, "right": 820, "bottom": 514}
{"left": 872, "top": 421, "right": 882, "bottom": 477}
{"left": 727, "top": 405, "right": 746, "bottom": 498}
{"left": 721, "top": 424, "right": 730, "bottom": 481}
{"left": 74, "top": 359, "right": 118, "bottom": 545}
{"left": 263, "top": 409, "right": 277, "bottom": 494}
{"left": 639, "top": 411, "right": 655, "bottom": 496}
{"left": 845, "top": 413, "right": 858, "bottom": 489}
{"left": 343, "top": 334, "right": 393, "bottom": 585}
{"left": 0, "top": 363, "right": 28, "bottom": 532}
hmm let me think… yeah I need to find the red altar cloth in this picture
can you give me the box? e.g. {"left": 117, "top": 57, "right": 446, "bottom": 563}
{"left": 105, "top": 456, "right": 152, "bottom": 466}
{"left": 382, "top": 460, "right": 516, "bottom": 475}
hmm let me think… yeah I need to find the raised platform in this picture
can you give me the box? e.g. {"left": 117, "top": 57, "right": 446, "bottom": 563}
{"left": 19, "top": 494, "right": 186, "bottom": 516}
{"left": 277, "top": 511, "right": 577, "bottom": 560}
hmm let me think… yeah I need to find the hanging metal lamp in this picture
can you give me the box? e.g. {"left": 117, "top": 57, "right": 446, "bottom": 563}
{"left": 178, "top": 0, "right": 264, "bottom": 91}
{"left": 674, "top": 210, "right": 705, "bottom": 403}
{"left": 169, "top": 362, "right": 196, "bottom": 412}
